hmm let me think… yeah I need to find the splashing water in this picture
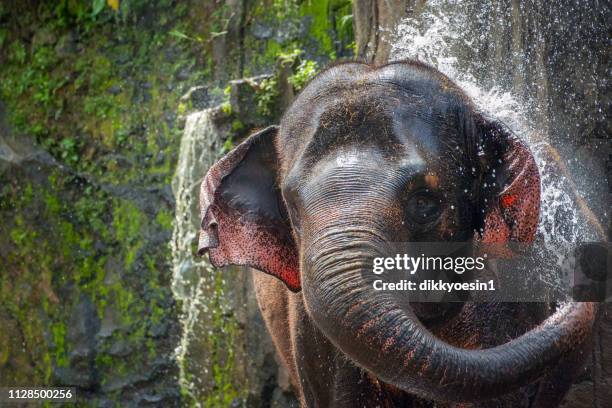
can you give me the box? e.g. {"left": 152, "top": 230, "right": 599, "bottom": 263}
{"left": 388, "top": 1, "right": 605, "bottom": 291}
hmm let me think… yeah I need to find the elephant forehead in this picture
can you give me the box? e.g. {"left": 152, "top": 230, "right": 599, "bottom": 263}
{"left": 278, "top": 73, "right": 470, "bottom": 182}
{"left": 295, "top": 146, "right": 433, "bottom": 198}
{"left": 297, "top": 96, "right": 446, "bottom": 161}
{"left": 280, "top": 109, "right": 455, "bottom": 195}
{"left": 328, "top": 145, "right": 427, "bottom": 171}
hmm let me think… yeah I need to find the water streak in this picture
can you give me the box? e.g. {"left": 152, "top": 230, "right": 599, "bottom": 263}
{"left": 388, "top": 1, "right": 604, "bottom": 291}
{"left": 170, "top": 109, "right": 221, "bottom": 404}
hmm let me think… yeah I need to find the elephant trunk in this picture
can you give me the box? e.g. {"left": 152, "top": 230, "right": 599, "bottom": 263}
{"left": 301, "top": 222, "right": 597, "bottom": 402}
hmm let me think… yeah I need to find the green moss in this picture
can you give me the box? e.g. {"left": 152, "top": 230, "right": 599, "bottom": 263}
{"left": 177, "top": 101, "right": 189, "bottom": 116}
{"left": 112, "top": 200, "right": 146, "bottom": 269}
{"left": 51, "top": 323, "right": 68, "bottom": 368}
{"left": 222, "top": 137, "right": 235, "bottom": 154}
{"left": 155, "top": 209, "right": 174, "bottom": 231}
{"left": 0, "top": 1, "right": 208, "bottom": 188}
{"left": 203, "top": 272, "right": 243, "bottom": 408}
{"left": 0, "top": 334, "right": 9, "bottom": 366}
{"left": 242, "top": 0, "right": 352, "bottom": 76}
{"left": 95, "top": 354, "right": 112, "bottom": 367}
{"left": 1, "top": 163, "right": 177, "bottom": 395}
{"left": 221, "top": 101, "right": 232, "bottom": 115}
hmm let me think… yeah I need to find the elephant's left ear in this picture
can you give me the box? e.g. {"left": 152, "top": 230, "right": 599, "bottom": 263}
{"left": 197, "top": 126, "right": 300, "bottom": 291}
{"left": 477, "top": 119, "right": 541, "bottom": 244}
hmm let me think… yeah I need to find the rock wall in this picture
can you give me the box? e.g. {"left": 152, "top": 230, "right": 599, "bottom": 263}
{"left": 0, "top": 2, "right": 230, "bottom": 404}
{"left": 0, "top": 0, "right": 352, "bottom": 406}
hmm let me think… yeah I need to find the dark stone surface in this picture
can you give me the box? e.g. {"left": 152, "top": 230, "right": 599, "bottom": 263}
{"left": 0, "top": 133, "right": 181, "bottom": 405}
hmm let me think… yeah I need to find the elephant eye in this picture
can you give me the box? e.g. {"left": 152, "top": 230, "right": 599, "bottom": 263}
{"left": 405, "top": 193, "right": 442, "bottom": 224}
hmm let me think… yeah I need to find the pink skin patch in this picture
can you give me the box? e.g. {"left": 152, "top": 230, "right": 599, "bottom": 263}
{"left": 202, "top": 202, "right": 300, "bottom": 291}
{"left": 481, "top": 137, "right": 540, "bottom": 245}
{"left": 500, "top": 194, "right": 518, "bottom": 209}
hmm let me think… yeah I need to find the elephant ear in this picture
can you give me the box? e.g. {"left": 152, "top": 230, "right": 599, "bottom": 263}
{"left": 197, "top": 126, "right": 300, "bottom": 291}
{"left": 477, "top": 119, "right": 540, "bottom": 245}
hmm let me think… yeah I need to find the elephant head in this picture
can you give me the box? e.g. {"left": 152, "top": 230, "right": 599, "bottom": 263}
{"left": 197, "top": 61, "right": 596, "bottom": 402}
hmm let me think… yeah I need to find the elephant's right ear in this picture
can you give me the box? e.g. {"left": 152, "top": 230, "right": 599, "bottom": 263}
{"left": 197, "top": 126, "right": 300, "bottom": 292}
{"left": 475, "top": 119, "right": 540, "bottom": 245}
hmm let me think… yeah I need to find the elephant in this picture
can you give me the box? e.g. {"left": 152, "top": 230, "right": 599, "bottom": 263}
{"left": 197, "top": 60, "right": 599, "bottom": 407}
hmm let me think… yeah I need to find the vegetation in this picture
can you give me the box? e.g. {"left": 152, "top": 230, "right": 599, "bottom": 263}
{"left": 0, "top": 0, "right": 354, "bottom": 405}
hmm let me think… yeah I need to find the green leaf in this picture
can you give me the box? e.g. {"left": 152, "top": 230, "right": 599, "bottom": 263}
{"left": 210, "top": 31, "right": 228, "bottom": 38}
{"left": 169, "top": 29, "right": 191, "bottom": 41}
{"left": 222, "top": 137, "right": 234, "bottom": 153}
{"left": 92, "top": 0, "right": 106, "bottom": 17}
{"left": 339, "top": 14, "right": 353, "bottom": 29}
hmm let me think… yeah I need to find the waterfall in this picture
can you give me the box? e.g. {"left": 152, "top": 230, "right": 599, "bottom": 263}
{"left": 388, "top": 1, "right": 606, "bottom": 295}
{"left": 171, "top": 109, "right": 218, "bottom": 301}
{"left": 171, "top": 109, "right": 217, "bottom": 403}
{"left": 171, "top": 109, "right": 239, "bottom": 405}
